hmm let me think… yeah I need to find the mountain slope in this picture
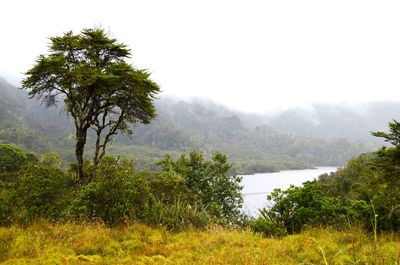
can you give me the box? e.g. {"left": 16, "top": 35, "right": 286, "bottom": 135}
{"left": 0, "top": 77, "right": 374, "bottom": 172}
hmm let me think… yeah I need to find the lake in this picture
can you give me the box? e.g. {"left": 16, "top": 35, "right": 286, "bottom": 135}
{"left": 241, "top": 167, "right": 338, "bottom": 216}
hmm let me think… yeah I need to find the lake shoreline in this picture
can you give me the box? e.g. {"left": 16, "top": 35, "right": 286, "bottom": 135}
{"left": 238, "top": 165, "right": 340, "bottom": 176}
{"left": 241, "top": 166, "right": 338, "bottom": 216}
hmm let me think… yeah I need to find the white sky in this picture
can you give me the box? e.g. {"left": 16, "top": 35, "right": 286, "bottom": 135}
{"left": 1, "top": 0, "right": 400, "bottom": 113}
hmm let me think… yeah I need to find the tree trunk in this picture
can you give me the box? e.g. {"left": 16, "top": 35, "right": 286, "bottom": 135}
{"left": 93, "top": 130, "right": 102, "bottom": 167}
{"left": 75, "top": 128, "right": 87, "bottom": 185}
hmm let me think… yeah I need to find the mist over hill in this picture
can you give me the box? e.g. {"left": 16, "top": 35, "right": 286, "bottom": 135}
{"left": 264, "top": 103, "right": 400, "bottom": 143}
{"left": 156, "top": 97, "right": 398, "bottom": 145}
{"left": 0, "top": 77, "right": 74, "bottom": 154}
{"left": 0, "top": 77, "right": 391, "bottom": 173}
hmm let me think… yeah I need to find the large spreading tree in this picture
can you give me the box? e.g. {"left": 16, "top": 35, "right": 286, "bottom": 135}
{"left": 22, "top": 28, "right": 160, "bottom": 184}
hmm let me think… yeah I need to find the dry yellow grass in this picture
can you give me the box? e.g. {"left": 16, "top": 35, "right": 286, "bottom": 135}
{"left": 0, "top": 221, "right": 399, "bottom": 264}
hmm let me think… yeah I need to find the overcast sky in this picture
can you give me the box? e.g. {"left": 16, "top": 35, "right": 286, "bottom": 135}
{"left": 1, "top": 0, "right": 400, "bottom": 112}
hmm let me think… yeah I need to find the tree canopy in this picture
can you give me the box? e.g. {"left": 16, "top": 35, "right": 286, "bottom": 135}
{"left": 157, "top": 152, "right": 244, "bottom": 224}
{"left": 0, "top": 144, "right": 38, "bottom": 173}
{"left": 22, "top": 28, "right": 160, "bottom": 183}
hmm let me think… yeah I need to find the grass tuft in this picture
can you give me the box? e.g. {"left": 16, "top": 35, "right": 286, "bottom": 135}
{"left": 0, "top": 223, "right": 400, "bottom": 264}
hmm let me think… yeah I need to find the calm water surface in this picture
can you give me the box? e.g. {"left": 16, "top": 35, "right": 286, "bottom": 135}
{"left": 241, "top": 167, "right": 337, "bottom": 216}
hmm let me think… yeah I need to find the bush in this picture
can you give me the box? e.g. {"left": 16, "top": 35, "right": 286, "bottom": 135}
{"left": 249, "top": 218, "right": 286, "bottom": 237}
{"left": 16, "top": 165, "right": 72, "bottom": 221}
{"left": 0, "top": 185, "right": 17, "bottom": 226}
{"left": 39, "top": 152, "right": 62, "bottom": 168}
{"left": 264, "top": 184, "right": 341, "bottom": 233}
{"left": 145, "top": 170, "right": 190, "bottom": 205}
{"left": 154, "top": 199, "right": 210, "bottom": 231}
{"left": 0, "top": 144, "right": 38, "bottom": 173}
{"left": 157, "top": 152, "right": 243, "bottom": 225}
{"left": 71, "top": 160, "right": 156, "bottom": 225}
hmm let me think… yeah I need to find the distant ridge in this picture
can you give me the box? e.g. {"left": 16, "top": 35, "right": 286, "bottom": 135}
{"left": 0, "top": 76, "right": 386, "bottom": 171}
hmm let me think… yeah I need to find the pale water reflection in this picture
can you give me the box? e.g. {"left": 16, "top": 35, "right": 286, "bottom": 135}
{"left": 241, "top": 167, "right": 338, "bottom": 216}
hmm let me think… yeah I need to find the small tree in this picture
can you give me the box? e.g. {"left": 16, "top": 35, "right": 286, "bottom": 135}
{"left": 157, "top": 152, "right": 244, "bottom": 224}
{"left": 22, "top": 28, "right": 160, "bottom": 184}
{"left": 371, "top": 119, "right": 400, "bottom": 177}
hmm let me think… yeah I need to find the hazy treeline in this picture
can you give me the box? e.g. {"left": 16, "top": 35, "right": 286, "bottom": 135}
{"left": 265, "top": 102, "right": 400, "bottom": 142}
{"left": 1, "top": 78, "right": 390, "bottom": 173}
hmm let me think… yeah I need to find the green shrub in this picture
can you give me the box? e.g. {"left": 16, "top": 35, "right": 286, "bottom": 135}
{"left": 0, "top": 180, "right": 30, "bottom": 226}
{"left": 0, "top": 144, "right": 38, "bottom": 173}
{"left": 157, "top": 152, "right": 243, "bottom": 225}
{"left": 16, "top": 165, "right": 72, "bottom": 221}
{"left": 39, "top": 152, "right": 62, "bottom": 169}
{"left": 145, "top": 170, "right": 190, "bottom": 205}
{"left": 249, "top": 218, "right": 286, "bottom": 237}
{"left": 154, "top": 199, "right": 210, "bottom": 231}
{"left": 0, "top": 188, "right": 15, "bottom": 226}
{"left": 264, "top": 184, "right": 342, "bottom": 233}
{"left": 71, "top": 160, "right": 155, "bottom": 225}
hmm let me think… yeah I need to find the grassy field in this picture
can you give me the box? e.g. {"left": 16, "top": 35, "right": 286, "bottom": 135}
{"left": 0, "top": 221, "right": 400, "bottom": 264}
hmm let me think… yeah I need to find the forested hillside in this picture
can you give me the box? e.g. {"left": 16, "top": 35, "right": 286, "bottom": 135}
{"left": 0, "top": 77, "right": 74, "bottom": 158}
{"left": 0, "top": 77, "right": 377, "bottom": 172}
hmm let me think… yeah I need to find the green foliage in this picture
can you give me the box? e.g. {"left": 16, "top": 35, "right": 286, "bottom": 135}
{"left": 157, "top": 151, "right": 244, "bottom": 224}
{"left": 264, "top": 184, "right": 341, "bottom": 234}
{"left": 372, "top": 119, "right": 400, "bottom": 146}
{"left": 71, "top": 159, "right": 155, "bottom": 225}
{"left": 0, "top": 144, "right": 38, "bottom": 173}
{"left": 152, "top": 199, "right": 210, "bottom": 231}
{"left": 318, "top": 132, "right": 400, "bottom": 232}
{"left": 0, "top": 144, "right": 224, "bottom": 229}
{"left": 371, "top": 120, "right": 400, "bottom": 180}
{"left": 16, "top": 165, "right": 71, "bottom": 221}
{"left": 258, "top": 156, "right": 386, "bottom": 234}
{"left": 249, "top": 218, "right": 286, "bottom": 237}
{"left": 0, "top": 182, "right": 17, "bottom": 226}
{"left": 145, "top": 170, "right": 189, "bottom": 205}
{"left": 39, "top": 152, "right": 61, "bottom": 168}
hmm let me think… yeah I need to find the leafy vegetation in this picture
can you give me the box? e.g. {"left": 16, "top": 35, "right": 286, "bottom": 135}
{"left": 0, "top": 144, "right": 38, "bottom": 173}
{"left": 157, "top": 152, "right": 244, "bottom": 224}
{"left": 0, "top": 144, "right": 242, "bottom": 230}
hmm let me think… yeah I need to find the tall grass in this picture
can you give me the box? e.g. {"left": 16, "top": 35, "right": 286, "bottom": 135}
{"left": 0, "top": 221, "right": 400, "bottom": 264}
